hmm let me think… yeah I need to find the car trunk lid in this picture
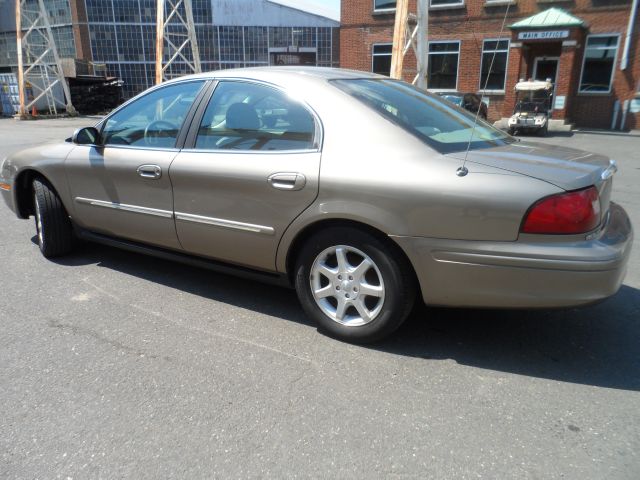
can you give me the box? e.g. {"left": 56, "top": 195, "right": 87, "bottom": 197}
{"left": 446, "top": 140, "right": 616, "bottom": 221}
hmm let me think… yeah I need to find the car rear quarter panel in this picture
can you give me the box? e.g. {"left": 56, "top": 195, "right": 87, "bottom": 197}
{"left": 276, "top": 83, "right": 562, "bottom": 272}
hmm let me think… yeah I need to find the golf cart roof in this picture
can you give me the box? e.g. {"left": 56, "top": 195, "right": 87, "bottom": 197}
{"left": 515, "top": 80, "right": 553, "bottom": 91}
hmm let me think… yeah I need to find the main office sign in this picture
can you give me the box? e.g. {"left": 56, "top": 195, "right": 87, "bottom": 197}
{"left": 518, "top": 30, "right": 570, "bottom": 40}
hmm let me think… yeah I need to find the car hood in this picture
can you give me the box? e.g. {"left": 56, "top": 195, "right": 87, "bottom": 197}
{"left": 446, "top": 140, "right": 610, "bottom": 191}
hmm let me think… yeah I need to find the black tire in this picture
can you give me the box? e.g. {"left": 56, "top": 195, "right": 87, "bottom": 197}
{"left": 538, "top": 123, "right": 549, "bottom": 137}
{"left": 32, "top": 178, "right": 74, "bottom": 258}
{"left": 294, "top": 227, "right": 416, "bottom": 344}
{"left": 508, "top": 127, "right": 516, "bottom": 136}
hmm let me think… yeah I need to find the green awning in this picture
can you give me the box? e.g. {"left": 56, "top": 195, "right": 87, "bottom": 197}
{"left": 510, "top": 8, "right": 585, "bottom": 29}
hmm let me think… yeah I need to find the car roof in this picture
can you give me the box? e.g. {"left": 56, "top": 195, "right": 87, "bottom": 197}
{"left": 164, "top": 66, "right": 384, "bottom": 86}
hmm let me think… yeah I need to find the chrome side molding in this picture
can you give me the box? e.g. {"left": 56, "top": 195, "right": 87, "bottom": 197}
{"left": 74, "top": 197, "right": 275, "bottom": 235}
{"left": 175, "top": 212, "right": 275, "bottom": 235}
{"left": 74, "top": 197, "right": 174, "bottom": 218}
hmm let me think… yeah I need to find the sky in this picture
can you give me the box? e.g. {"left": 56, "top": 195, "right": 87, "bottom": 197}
{"left": 313, "top": 0, "right": 341, "bottom": 16}
{"left": 271, "top": 0, "right": 341, "bottom": 21}
{"left": 321, "top": 0, "right": 340, "bottom": 8}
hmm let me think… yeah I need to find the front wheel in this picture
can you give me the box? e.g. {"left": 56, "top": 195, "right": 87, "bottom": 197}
{"left": 295, "top": 227, "right": 416, "bottom": 344}
{"left": 32, "top": 178, "right": 74, "bottom": 258}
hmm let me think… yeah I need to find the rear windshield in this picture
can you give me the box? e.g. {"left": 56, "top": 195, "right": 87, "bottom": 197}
{"left": 331, "top": 79, "right": 514, "bottom": 154}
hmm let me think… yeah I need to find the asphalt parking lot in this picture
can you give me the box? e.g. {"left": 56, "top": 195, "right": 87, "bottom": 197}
{"left": 0, "top": 117, "right": 638, "bottom": 479}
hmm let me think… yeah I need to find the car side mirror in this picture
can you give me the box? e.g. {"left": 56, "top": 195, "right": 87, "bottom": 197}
{"left": 72, "top": 127, "right": 101, "bottom": 145}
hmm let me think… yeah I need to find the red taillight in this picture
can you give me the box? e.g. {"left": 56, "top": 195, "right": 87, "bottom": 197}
{"left": 521, "top": 186, "right": 601, "bottom": 234}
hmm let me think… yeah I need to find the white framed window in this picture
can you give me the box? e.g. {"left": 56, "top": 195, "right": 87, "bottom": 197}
{"left": 427, "top": 41, "right": 460, "bottom": 91}
{"left": 579, "top": 34, "right": 620, "bottom": 94}
{"left": 479, "top": 39, "right": 509, "bottom": 92}
{"left": 430, "top": 0, "right": 465, "bottom": 8}
{"left": 373, "top": 0, "right": 396, "bottom": 12}
{"left": 372, "top": 43, "right": 393, "bottom": 76}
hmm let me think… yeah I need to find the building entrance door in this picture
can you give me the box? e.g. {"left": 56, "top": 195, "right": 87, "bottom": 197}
{"left": 269, "top": 51, "right": 316, "bottom": 66}
{"left": 533, "top": 57, "right": 559, "bottom": 85}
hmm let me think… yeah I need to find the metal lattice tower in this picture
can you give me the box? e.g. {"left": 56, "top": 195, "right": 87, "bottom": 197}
{"left": 390, "top": 0, "right": 428, "bottom": 90}
{"left": 15, "top": 0, "right": 76, "bottom": 117}
{"left": 155, "top": 0, "right": 202, "bottom": 84}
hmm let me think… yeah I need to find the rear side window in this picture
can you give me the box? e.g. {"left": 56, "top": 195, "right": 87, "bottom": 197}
{"left": 332, "top": 78, "right": 513, "bottom": 154}
{"left": 194, "top": 81, "right": 316, "bottom": 151}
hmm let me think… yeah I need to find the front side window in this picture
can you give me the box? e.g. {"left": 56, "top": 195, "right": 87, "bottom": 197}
{"left": 428, "top": 41, "right": 460, "bottom": 90}
{"left": 579, "top": 35, "right": 619, "bottom": 93}
{"left": 195, "top": 81, "right": 316, "bottom": 151}
{"left": 480, "top": 39, "right": 509, "bottom": 91}
{"left": 372, "top": 44, "right": 392, "bottom": 76}
{"left": 374, "top": 0, "right": 396, "bottom": 11}
{"left": 102, "top": 81, "right": 205, "bottom": 148}
{"left": 332, "top": 79, "right": 513, "bottom": 154}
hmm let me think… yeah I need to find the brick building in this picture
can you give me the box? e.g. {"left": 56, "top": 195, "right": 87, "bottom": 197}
{"left": 340, "top": 0, "right": 640, "bottom": 130}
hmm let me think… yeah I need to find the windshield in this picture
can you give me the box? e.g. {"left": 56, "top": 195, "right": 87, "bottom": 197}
{"left": 331, "top": 79, "right": 513, "bottom": 154}
{"left": 514, "top": 89, "right": 552, "bottom": 113}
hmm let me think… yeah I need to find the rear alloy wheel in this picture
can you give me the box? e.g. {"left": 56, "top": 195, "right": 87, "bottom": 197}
{"left": 32, "top": 178, "right": 74, "bottom": 258}
{"left": 295, "top": 227, "right": 415, "bottom": 343}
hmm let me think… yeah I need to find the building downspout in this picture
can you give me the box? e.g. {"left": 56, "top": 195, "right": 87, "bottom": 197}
{"left": 620, "top": 0, "right": 638, "bottom": 70}
{"left": 611, "top": 100, "right": 620, "bottom": 130}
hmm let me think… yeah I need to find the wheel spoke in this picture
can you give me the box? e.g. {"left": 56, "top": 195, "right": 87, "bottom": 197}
{"left": 335, "top": 297, "right": 348, "bottom": 320}
{"left": 354, "top": 301, "right": 372, "bottom": 323}
{"left": 352, "top": 258, "right": 372, "bottom": 278}
{"left": 317, "top": 263, "right": 337, "bottom": 280}
{"left": 359, "top": 282, "right": 383, "bottom": 298}
{"left": 309, "top": 244, "right": 385, "bottom": 327}
{"left": 335, "top": 247, "right": 349, "bottom": 272}
{"left": 313, "top": 284, "right": 334, "bottom": 299}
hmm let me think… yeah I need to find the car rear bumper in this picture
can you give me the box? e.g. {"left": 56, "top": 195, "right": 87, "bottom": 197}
{"left": 391, "top": 202, "right": 633, "bottom": 308}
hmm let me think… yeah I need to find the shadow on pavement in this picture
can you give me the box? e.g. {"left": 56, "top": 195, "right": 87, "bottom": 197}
{"left": 573, "top": 130, "right": 640, "bottom": 138}
{"left": 51, "top": 239, "right": 640, "bottom": 392}
{"left": 379, "top": 287, "right": 640, "bottom": 392}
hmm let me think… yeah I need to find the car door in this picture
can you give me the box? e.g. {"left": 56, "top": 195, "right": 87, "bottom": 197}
{"left": 65, "top": 80, "right": 207, "bottom": 249}
{"left": 170, "top": 80, "right": 321, "bottom": 271}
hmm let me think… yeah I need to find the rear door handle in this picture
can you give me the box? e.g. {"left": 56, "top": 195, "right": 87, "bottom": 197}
{"left": 268, "top": 172, "right": 306, "bottom": 191}
{"left": 137, "top": 164, "right": 162, "bottom": 179}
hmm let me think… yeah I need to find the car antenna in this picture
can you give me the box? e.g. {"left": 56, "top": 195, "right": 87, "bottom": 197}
{"left": 457, "top": 3, "right": 512, "bottom": 177}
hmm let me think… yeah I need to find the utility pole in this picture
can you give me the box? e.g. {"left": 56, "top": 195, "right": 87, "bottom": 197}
{"left": 155, "top": 0, "right": 202, "bottom": 84}
{"left": 390, "top": 0, "right": 429, "bottom": 89}
{"left": 15, "top": 0, "right": 76, "bottom": 118}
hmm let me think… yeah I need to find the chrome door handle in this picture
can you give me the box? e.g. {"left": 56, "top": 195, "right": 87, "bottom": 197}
{"left": 268, "top": 172, "right": 306, "bottom": 191}
{"left": 137, "top": 164, "right": 162, "bottom": 179}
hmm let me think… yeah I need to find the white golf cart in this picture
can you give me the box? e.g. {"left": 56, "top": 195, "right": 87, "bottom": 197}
{"left": 508, "top": 80, "right": 553, "bottom": 136}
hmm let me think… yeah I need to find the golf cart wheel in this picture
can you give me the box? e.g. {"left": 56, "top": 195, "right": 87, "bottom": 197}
{"left": 538, "top": 123, "right": 549, "bottom": 137}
